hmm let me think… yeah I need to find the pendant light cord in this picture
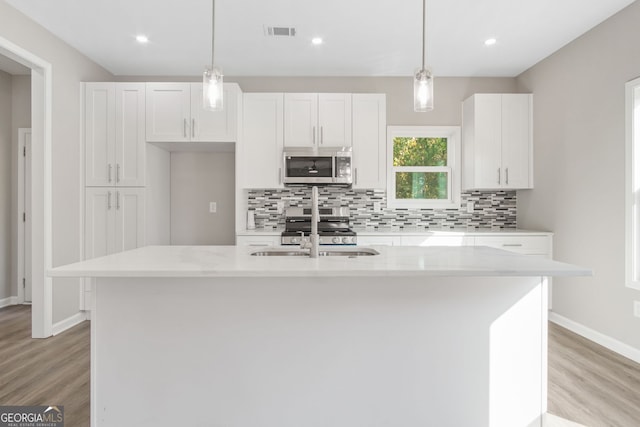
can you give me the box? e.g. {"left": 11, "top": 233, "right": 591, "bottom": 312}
{"left": 421, "top": 0, "right": 426, "bottom": 70}
{"left": 211, "top": 0, "right": 215, "bottom": 68}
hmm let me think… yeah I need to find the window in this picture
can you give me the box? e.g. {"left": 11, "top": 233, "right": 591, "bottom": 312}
{"left": 626, "top": 77, "right": 640, "bottom": 289}
{"left": 387, "top": 126, "right": 461, "bottom": 209}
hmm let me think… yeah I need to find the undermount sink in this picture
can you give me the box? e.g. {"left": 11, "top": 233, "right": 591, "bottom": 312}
{"left": 251, "top": 247, "right": 380, "bottom": 257}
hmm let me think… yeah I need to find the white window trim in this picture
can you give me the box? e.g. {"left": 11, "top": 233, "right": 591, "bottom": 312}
{"left": 625, "top": 77, "right": 640, "bottom": 290}
{"left": 387, "top": 126, "right": 461, "bottom": 209}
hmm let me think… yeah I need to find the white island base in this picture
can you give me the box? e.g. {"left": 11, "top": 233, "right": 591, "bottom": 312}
{"left": 92, "top": 275, "right": 548, "bottom": 427}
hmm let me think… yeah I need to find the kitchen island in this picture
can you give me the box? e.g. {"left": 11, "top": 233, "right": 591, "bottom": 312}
{"left": 50, "top": 245, "right": 589, "bottom": 427}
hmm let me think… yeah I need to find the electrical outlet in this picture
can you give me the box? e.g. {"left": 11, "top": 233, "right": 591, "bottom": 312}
{"left": 209, "top": 202, "right": 217, "bottom": 213}
{"left": 634, "top": 301, "right": 640, "bottom": 318}
{"left": 466, "top": 201, "right": 474, "bottom": 213}
{"left": 373, "top": 201, "right": 382, "bottom": 212}
{"left": 277, "top": 201, "right": 285, "bottom": 214}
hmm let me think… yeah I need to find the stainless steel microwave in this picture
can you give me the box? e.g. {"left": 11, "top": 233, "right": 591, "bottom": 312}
{"left": 283, "top": 147, "right": 352, "bottom": 186}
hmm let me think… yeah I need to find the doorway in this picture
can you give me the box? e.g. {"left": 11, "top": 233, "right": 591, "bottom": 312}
{"left": 0, "top": 36, "right": 53, "bottom": 338}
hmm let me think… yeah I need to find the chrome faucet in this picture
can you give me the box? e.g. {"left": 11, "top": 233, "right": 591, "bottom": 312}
{"left": 298, "top": 187, "right": 320, "bottom": 257}
{"left": 309, "top": 186, "right": 320, "bottom": 258}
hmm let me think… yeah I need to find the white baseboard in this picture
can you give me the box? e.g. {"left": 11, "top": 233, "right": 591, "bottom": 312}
{"left": 549, "top": 312, "right": 640, "bottom": 364}
{"left": 52, "top": 312, "right": 88, "bottom": 336}
{"left": 0, "top": 296, "right": 18, "bottom": 309}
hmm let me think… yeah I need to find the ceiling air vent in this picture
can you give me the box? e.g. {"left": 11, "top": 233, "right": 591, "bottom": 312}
{"left": 264, "top": 26, "right": 297, "bottom": 37}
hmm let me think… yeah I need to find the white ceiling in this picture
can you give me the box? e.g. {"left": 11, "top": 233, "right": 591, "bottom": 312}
{"left": 3, "top": 0, "right": 636, "bottom": 77}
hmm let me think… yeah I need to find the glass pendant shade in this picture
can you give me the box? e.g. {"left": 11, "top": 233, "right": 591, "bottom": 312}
{"left": 203, "top": 66, "right": 224, "bottom": 111}
{"left": 414, "top": 68, "right": 434, "bottom": 112}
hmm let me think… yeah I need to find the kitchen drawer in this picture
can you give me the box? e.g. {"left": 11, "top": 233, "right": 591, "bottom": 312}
{"left": 236, "top": 235, "right": 280, "bottom": 247}
{"left": 400, "top": 235, "right": 473, "bottom": 246}
{"left": 357, "top": 235, "right": 399, "bottom": 246}
{"left": 475, "top": 235, "right": 551, "bottom": 255}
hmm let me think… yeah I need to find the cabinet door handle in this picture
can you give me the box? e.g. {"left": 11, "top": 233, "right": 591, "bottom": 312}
{"left": 183, "top": 118, "right": 187, "bottom": 138}
{"left": 192, "top": 119, "right": 196, "bottom": 138}
{"left": 278, "top": 168, "right": 282, "bottom": 185}
{"left": 355, "top": 168, "right": 358, "bottom": 185}
{"left": 312, "top": 126, "right": 316, "bottom": 145}
{"left": 108, "top": 164, "right": 112, "bottom": 183}
{"left": 320, "top": 126, "right": 324, "bottom": 144}
{"left": 116, "top": 164, "right": 121, "bottom": 183}
{"left": 107, "top": 191, "right": 112, "bottom": 210}
{"left": 497, "top": 168, "right": 501, "bottom": 185}
{"left": 502, "top": 243, "right": 523, "bottom": 247}
{"left": 505, "top": 168, "right": 509, "bottom": 185}
{"left": 116, "top": 191, "right": 120, "bottom": 210}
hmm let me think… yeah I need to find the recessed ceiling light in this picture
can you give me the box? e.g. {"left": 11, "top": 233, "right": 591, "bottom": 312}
{"left": 311, "top": 37, "right": 323, "bottom": 45}
{"left": 484, "top": 38, "right": 497, "bottom": 46}
{"left": 136, "top": 35, "right": 149, "bottom": 44}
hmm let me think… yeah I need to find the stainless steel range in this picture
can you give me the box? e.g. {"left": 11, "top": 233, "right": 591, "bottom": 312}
{"left": 281, "top": 207, "right": 357, "bottom": 246}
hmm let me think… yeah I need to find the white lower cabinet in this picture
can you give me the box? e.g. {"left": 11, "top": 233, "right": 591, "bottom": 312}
{"left": 236, "top": 235, "right": 281, "bottom": 247}
{"left": 356, "top": 235, "right": 398, "bottom": 246}
{"left": 400, "top": 235, "right": 474, "bottom": 246}
{"left": 474, "top": 235, "right": 551, "bottom": 256}
{"left": 85, "top": 187, "right": 146, "bottom": 259}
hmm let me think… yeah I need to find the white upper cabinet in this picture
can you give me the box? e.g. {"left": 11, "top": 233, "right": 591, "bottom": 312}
{"left": 352, "top": 94, "right": 386, "bottom": 189}
{"left": 85, "top": 82, "right": 146, "bottom": 187}
{"left": 462, "top": 93, "right": 533, "bottom": 190}
{"left": 146, "top": 82, "right": 239, "bottom": 143}
{"left": 241, "top": 93, "right": 284, "bottom": 189}
{"left": 284, "top": 93, "right": 351, "bottom": 147}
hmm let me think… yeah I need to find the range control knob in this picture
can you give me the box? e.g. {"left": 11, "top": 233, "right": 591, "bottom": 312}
{"left": 332, "top": 237, "right": 342, "bottom": 244}
{"left": 291, "top": 237, "right": 301, "bottom": 244}
{"left": 342, "top": 236, "right": 353, "bottom": 244}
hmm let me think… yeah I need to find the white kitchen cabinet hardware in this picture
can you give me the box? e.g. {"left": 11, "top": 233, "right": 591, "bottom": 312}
{"left": 462, "top": 93, "right": 533, "bottom": 190}
{"left": 85, "top": 187, "right": 145, "bottom": 259}
{"left": 146, "top": 82, "right": 239, "bottom": 142}
{"left": 241, "top": 93, "right": 284, "bottom": 189}
{"left": 352, "top": 94, "right": 387, "bottom": 189}
{"left": 284, "top": 93, "right": 351, "bottom": 147}
{"left": 85, "top": 82, "right": 146, "bottom": 187}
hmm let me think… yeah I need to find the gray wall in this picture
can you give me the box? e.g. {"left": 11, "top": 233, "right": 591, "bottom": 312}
{"left": 0, "top": 1, "right": 113, "bottom": 323}
{"left": 0, "top": 70, "right": 11, "bottom": 300}
{"left": 170, "top": 151, "right": 236, "bottom": 245}
{"left": 516, "top": 1, "right": 640, "bottom": 350}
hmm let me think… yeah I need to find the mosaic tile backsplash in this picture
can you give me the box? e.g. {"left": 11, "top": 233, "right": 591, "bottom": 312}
{"left": 247, "top": 188, "right": 517, "bottom": 230}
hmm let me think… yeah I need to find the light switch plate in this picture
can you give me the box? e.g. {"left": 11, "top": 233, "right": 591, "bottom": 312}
{"left": 373, "top": 201, "right": 382, "bottom": 212}
{"left": 209, "top": 202, "right": 217, "bottom": 213}
{"left": 277, "top": 201, "right": 285, "bottom": 214}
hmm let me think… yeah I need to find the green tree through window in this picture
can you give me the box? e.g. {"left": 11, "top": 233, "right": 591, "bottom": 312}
{"left": 394, "top": 137, "right": 448, "bottom": 199}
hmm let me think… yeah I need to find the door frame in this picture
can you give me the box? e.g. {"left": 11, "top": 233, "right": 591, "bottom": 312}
{"left": 1, "top": 36, "right": 53, "bottom": 338}
{"left": 17, "top": 128, "right": 32, "bottom": 304}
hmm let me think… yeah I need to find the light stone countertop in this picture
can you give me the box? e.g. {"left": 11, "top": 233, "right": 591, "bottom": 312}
{"left": 49, "top": 245, "right": 589, "bottom": 279}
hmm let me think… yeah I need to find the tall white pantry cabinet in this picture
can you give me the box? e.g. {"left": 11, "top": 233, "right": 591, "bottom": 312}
{"left": 84, "top": 83, "right": 146, "bottom": 260}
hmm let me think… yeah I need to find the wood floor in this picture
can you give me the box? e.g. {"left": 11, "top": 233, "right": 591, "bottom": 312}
{"left": 1, "top": 305, "right": 639, "bottom": 427}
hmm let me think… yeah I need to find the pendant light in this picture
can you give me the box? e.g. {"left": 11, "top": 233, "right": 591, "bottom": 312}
{"left": 203, "top": 0, "right": 223, "bottom": 111}
{"left": 414, "top": 0, "right": 434, "bottom": 112}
